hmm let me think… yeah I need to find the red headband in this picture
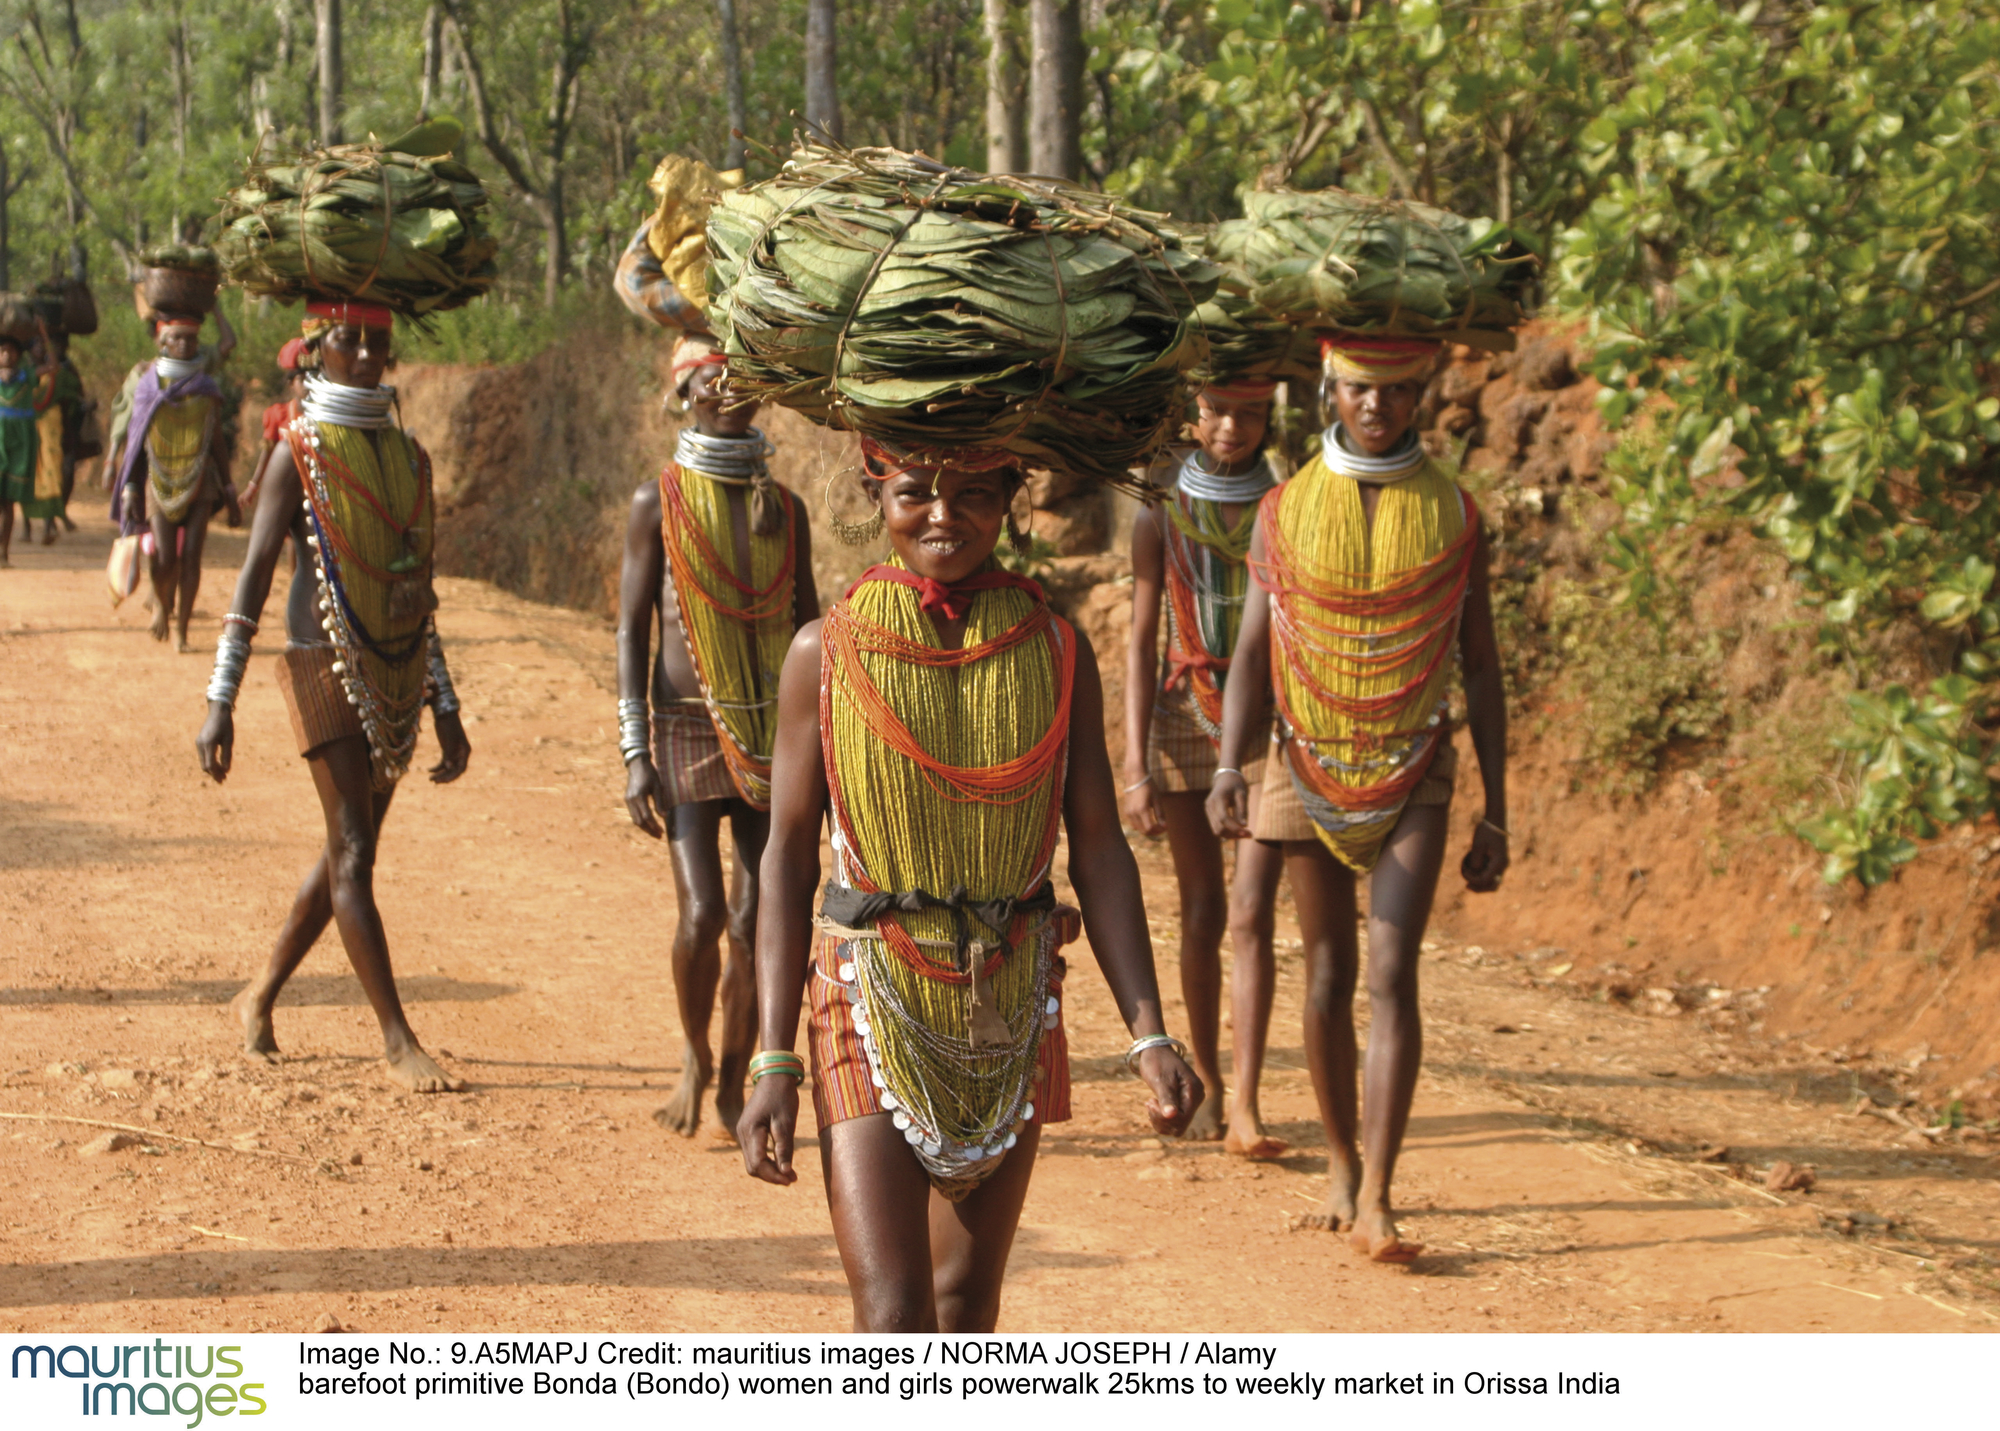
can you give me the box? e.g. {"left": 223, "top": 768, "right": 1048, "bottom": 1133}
{"left": 859, "top": 437, "right": 1019, "bottom": 480}
{"left": 307, "top": 298, "right": 395, "bottom": 329}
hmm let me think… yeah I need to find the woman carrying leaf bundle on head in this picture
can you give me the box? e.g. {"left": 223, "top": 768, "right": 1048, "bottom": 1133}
{"left": 616, "top": 331, "right": 817, "bottom": 1141}
{"left": 611, "top": 158, "right": 808, "bottom": 1142}
{"left": 722, "top": 144, "right": 1207, "bottom": 1330}
{"left": 1208, "top": 330, "right": 1511, "bottom": 1267}
{"left": 195, "top": 122, "right": 493, "bottom": 1097}
{"left": 1205, "top": 189, "right": 1529, "bottom": 1266}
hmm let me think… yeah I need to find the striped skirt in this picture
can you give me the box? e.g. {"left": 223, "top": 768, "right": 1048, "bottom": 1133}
{"left": 650, "top": 706, "right": 738, "bottom": 808}
{"left": 277, "top": 644, "right": 366, "bottom": 759}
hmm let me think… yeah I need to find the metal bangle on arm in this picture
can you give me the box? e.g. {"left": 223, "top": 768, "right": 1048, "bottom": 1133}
{"left": 424, "top": 623, "right": 461, "bottom": 716}
{"left": 205, "top": 615, "right": 258, "bottom": 708}
{"left": 617, "top": 697, "right": 650, "bottom": 765}
{"left": 1124, "top": 1033, "right": 1189, "bottom": 1076}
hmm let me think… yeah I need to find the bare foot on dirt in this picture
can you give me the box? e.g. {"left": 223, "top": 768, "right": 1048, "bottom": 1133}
{"left": 654, "top": 1043, "right": 710, "bottom": 1137}
{"left": 1223, "top": 1111, "right": 1289, "bottom": 1160}
{"left": 231, "top": 984, "right": 280, "bottom": 1062}
{"left": 714, "top": 1079, "right": 746, "bottom": 1147}
{"left": 41, "top": 523, "right": 56, "bottom": 546}
{"left": 174, "top": 629, "right": 190, "bottom": 654}
{"left": 1291, "top": 1186, "right": 1359, "bottom": 1234}
{"left": 1349, "top": 1207, "right": 1422, "bottom": 1265}
{"left": 150, "top": 605, "right": 170, "bottom": 642}
{"left": 1184, "top": 1092, "right": 1225, "bottom": 1142}
{"left": 385, "top": 1045, "right": 465, "bottom": 1094}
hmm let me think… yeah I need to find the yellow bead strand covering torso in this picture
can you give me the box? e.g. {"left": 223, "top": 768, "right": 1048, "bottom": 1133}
{"left": 145, "top": 395, "right": 218, "bottom": 523}
{"left": 295, "top": 418, "right": 436, "bottom": 789}
{"left": 1265, "top": 453, "right": 1470, "bottom": 872}
{"left": 822, "top": 572, "right": 1071, "bottom": 1178}
{"left": 662, "top": 462, "right": 795, "bottom": 808}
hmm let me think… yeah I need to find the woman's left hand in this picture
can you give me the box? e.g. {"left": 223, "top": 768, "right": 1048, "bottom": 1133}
{"left": 430, "top": 709, "right": 472, "bottom": 783}
{"left": 1137, "top": 1047, "right": 1204, "bottom": 1137}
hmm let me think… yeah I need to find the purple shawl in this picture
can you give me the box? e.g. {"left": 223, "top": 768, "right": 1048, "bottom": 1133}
{"left": 111, "top": 362, "right": 223, "bottom": 531}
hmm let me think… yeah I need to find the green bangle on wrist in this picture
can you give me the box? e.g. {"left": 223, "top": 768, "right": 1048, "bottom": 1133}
{"left": 749, "top": 1050, "right": 806, "bottom": 1084}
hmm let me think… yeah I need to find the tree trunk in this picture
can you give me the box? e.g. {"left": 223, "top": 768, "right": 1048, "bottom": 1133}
{"left": 419, "top": 5, "right": 443, "bottom": 120}
{"left": 716, "top": 0, "right": 747, "bottom": 171}
{"left": 315, "top": 0, "right": 343, "bottom": 145}
{"left": 0, "top": 146, "right": 11, "bottom": 292}
{"left": 544, "top": 174, "right": 565, "bottom": 307}
{"left": 983, "top": 0, "right": 1025, "bottom": 173}
{"left": 1027, "top": 0, "right": 1081, "bottom": 180}
{"left": 804, "top": 0, "right": 840, "bottom": 142}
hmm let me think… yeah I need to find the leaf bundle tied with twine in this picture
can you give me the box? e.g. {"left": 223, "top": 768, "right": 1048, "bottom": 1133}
{"left": 706, "top": 141, "right": 1218, "bottom": 496}
{"left": 1206, "top": 187, "right": 1535, "bottom": 366}
{"left": 213, "top": 118, "right": 498, "bottom": 321}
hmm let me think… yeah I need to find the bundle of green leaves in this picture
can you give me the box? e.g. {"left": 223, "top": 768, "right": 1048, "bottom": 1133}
{"left": 705, "top": 142, "right": 1218, "bottom": 495}
{"left": 213, "top": 120, "right": 498, "bottom": 321}
{"left": 1206, "top": 188, "right": 1532, "bottom": 356}
{"left": 1187, "top": 260, "right": 1320, "bottom": 386}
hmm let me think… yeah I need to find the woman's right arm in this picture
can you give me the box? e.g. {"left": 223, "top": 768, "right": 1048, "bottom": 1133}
{"left": 738, "top": 620, "right": 830, "bottom": 1185}
{"left": 241, "top": 438, "right": 279, "bottom": 506}
{"left": 195, "top": 441, "right": 304, "bottom": 783}
{"left": 1206, "top": 522, "right": 1272, "bottom": 838}
{"left": 617, "top": 482, "right": 668, "bottom": 836}
{"left": 1121, "top": 507, "right": 1166, "bottom": 836}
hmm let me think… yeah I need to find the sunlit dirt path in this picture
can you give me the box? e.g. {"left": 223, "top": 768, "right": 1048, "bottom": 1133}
{"left": 2, "top": 514, "right": 1992, "bottom": 1332}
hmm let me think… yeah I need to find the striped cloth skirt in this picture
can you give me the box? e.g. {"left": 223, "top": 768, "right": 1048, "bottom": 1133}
{"left": 1255, "top": 732, "right": 1458, "bottom": 843}
{"left": 650, "top": 705, "right": 738, "bottom": 808}
{"left": 1145, "top": 684, "right": 1267, "bottom": 793}
{"left": 277, "top": 644, "right": 366, "bottom": 759}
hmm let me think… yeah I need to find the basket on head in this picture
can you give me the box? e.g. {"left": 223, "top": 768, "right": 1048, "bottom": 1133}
{"left": 59, "top": 280, "right": 99, "bottom": 336}
{"left": 28, "top": 286, "right": 67, "bottom": 336}
{"left": 136, "top": 245, "right": 222, "bottom": 318}
{"left": 0, "top": 292, "right": 38, "bottom": 345}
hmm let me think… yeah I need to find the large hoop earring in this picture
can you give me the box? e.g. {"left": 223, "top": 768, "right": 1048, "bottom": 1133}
{"left": 1005, "top": 477, "right": 1037, "bottom": 556}
{"left": 823, "top": 466, "right": 884, "bottom": 547}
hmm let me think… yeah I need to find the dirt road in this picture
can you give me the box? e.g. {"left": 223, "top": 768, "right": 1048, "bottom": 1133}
{"left": 3, "top": 515, "right": 1995, "bottom": 1333}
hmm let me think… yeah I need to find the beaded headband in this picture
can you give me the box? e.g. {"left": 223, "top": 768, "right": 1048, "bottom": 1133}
{"left": 1319, "top": 334, "right": 1440, "bottom": 385}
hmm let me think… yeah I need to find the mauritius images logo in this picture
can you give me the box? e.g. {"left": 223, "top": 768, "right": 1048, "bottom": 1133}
{"left": 11, "top": 1341, "right": 268, "bottom": 1426}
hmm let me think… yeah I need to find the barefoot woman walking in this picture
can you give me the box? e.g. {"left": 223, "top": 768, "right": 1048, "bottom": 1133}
{"left": 740, "top": 444, "right": 1202, "bottom": 1329}
{"left": 1210, "top": 334, "right": 1510, "bottom": 1264}
{"left": 197, "top": 303, "right": 469, "bottom": 1093}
